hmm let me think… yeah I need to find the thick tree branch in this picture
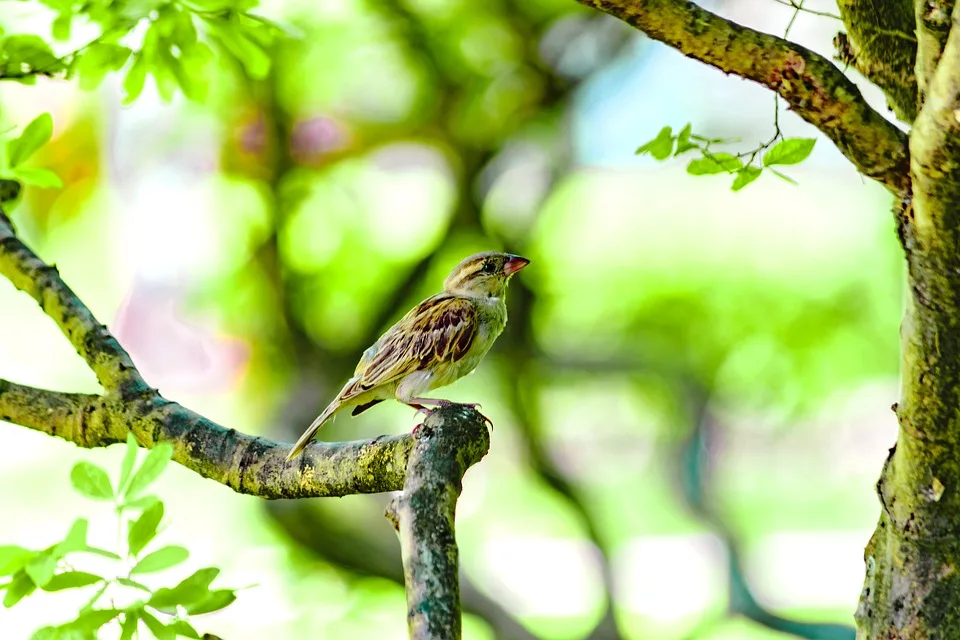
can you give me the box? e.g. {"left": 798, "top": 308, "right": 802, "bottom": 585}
{"left": 576, "top": 0, "right": 911, "bottom": 196}
{"left": 835, "top": 0, "right": 917, "bottom": 122}
{"left": 0, "top": 211, "right": 149, "bottom": 398}
{"left": 0, "top": 376, "right": 414, "bottom": 497}
{"left": 915, "top": 0, "right": 955, "bottom": 100}
{"left": 387, "top": 406, "right": 490, "bottom": 640}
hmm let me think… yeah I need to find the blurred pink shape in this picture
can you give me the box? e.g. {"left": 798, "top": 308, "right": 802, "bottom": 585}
{"left": 112, "top": 278, "right": 249, "bottom": 395}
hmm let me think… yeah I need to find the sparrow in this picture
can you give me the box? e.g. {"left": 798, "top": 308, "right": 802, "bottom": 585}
{"left": 286, "top": 251, "right": 530, "bottom": 460}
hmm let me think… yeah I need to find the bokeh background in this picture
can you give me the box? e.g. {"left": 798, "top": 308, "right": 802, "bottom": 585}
{"left": 0, "top": 0, "right": 904, "bottom": 638}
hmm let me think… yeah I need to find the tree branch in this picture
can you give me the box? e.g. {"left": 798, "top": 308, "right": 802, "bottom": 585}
{"left": 0, "top": 376, "right": 415, "bottom": 498}
{"left": 835, "top": 0, "right": 917, "bottom": 122}
{"left": 0, "top": 211, "right": 149, "bottom": 398}
{"left": 387, "top": 405, "right": 490, "bottom": 640}
{"left": 914, "top": 0, "right": 955, "bottom": 100}
{"left": 575, "top": 0, "right": 911, "bottom": 196}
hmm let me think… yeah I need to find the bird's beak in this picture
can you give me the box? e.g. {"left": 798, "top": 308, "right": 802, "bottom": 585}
{"left": 503, "top": 255, "right": 530, "bottom": 276}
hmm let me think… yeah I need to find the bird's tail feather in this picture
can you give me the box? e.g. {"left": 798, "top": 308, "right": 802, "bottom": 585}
{"left": 286, "top": 400, "right": 341, "bottom": 460}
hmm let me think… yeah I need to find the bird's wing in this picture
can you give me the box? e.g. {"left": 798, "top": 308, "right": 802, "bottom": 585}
{"left": 342, "top": 294, "right": 476, "bottom": 401}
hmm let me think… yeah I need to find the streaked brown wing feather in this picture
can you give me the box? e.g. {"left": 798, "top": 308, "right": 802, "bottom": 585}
{"left": 341, "top": 294, "right": 476, "bottom": 401}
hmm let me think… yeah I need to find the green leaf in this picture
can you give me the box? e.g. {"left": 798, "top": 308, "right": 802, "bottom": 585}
{"left": 139, "top": 609, "right": 174, "bottom": 640}
{"left": 122, "top": 53, "right": 148, "bottom": 105}
{"left": 731, "top": 166, "right": 762, "bottom": 191}
{"left": 70, "top": 461, "right": 114, "bottom": 500}
{"left": 0, "top": 546, "right": 34, "bottom": 576}
{"left": 687, "top": 153, "right": 743, "bottom": 175}
{"left": 128, "top": 501, "right": 164, "bottom": 556}
{"left": 0, "top": 35, "right": 62, "bottom": 76}
{"left": 118, "top": 433, "right": 140, "bottom": 497}
{"left": 120, "top": 610, "right": 139, "bottom": 640}
{"left": 52, "top": 14, "right": 72, "bottom": 41}
{"left": 55, "top": 519, "right": 88, "bottom": 557}
{"left": 3, "top": 571, "right": 35, "bottom": 607}
{"left": 148, "top": 567, "right": 219, "bottom": 612}
{"left": 186, "top": 589, "right": 236, "bottom": 615}
{"left": 168, "top": 620, "right": 201, "bottom": 639}
{"left": 124, "top": 495, "right": 160, "bottom": 511}
{"left": 11, "top": 167, "right": 63, "bottom": 189}
{"left": 42, "top": 571, "right": 103, "bottom": 591}
{"left": 674, "top": 123, "right": 698, "bottom": 155}
{"left": 66, "top": 608, "right": 122, "bottom": 631}
{"left": 125, "top": 443, "right": 173, "bottom": 500}
{"left": 769, "top": 168, "right": 799, "bottom": 185}
{"left": 208, "top": 20, "right": 270, "bottom": 79}
{"left": 763, "top": 137, "right": 816, "bottom": 166}
{"left": 8, "top": 112, "right": 53, "bottom": 168}
{"left": 635, "top": 126, "right": 674, "bottom": 160}
{"left": 29, "top": 627, "right": 58, "bottom": 640}
{"left": 131, "top": 546, "right": 188, "bottom": 574}
{"left": 25, "top": 553, "right": 56, "bottom": 587}
{"left": 74, "top": 43, "right": 132, "bottom": 90}
{"left": 117, "top": 577, "right": 152, "bottom": 592}
{"left": 79, "top": 546, "right": 121, "bottom": 560}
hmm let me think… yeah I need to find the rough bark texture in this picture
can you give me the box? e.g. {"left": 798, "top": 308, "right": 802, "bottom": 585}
{"left": 386, "top": 406, "right": 490, "bottom": 640}
{"left": 855, "top": 4, "right": 960, "bottom": 638}
{"left": 836, "top": 0, "right": 917, "bottom": 121}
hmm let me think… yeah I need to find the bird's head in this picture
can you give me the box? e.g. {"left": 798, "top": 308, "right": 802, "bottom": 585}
{"left": 443, "top": 251, "right": 530, "bottom": 299}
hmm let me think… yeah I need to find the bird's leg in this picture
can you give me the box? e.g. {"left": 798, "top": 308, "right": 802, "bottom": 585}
{"left": 404, "top": 398, "right": 493, "bottom": 430}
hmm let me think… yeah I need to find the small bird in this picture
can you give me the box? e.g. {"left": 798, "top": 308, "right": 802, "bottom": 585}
{"left": 286, "top": 251, "right": 530, "bottom": 460}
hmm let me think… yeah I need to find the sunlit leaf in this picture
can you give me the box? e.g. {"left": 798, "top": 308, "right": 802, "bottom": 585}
{"left": 122, "top": 53, "right": 148, "bottom": 105}
{"left": 13, "top": 167, "right": 63, "bottom": 189}
{"left": 731, "top": 166, "right": 762, "bottom": 191}
{"left": 66, "top": 608, "right": 122, "bottom": 632}
{"left": 75, "top": 43, "right": 131, "bottom": 90}
{"left": 25, "top": 553, "right": 56, "bottom": 587}
{"left": 8, "top": 112, "right": 53, "bottom": 168}
{"left": 687, "top": 153, "right": 743, "bottom": 175}
{"left": 139, "top": 609, "right": 174, "bottom": 640}
{"left": 128, "top": 501, "right": 164, "bottom": 556}
{"left": 130, "top": 546, "right": 188, "bottom": 574}
{"left": 42, "top": 571, "right": 103, "bottom": 591}
{"left": 635, "top": 126, "right": 674, "bottom": 160}
{"left": 79, "top": 546, "right": 121, "bottom": 561}
{"left": 763, "top": 138, "right": 816, "bottom": 166}
{"left": 119, "top": 433, "right": 140, "bottom": 496}
{"left": 125, "top": 443, "right": 173, "bottom": 499}
{"left": 168, "top": 620, "right": 201, "bottom": 639}
{"left": 54, "top": 519, "right": 88, "bottom": 557}
{"left": 117, "top": 577, "right": 152, "bottom": 592}
{"left": 52, "top": 14, "right": 72, "bottom": 41}
{"left": 119, "top": 610, "right": 139, "bottom": 640}
{"left": 0, "top": 546, "right": 33, "bottom": 576}
{"left": 3, "top": 571, "right": 35, "bottom": 607}
{"left": 148, "top": 567, "right": 219, "bottom": 612}
{"left": 186, "top": 589, "right": 236, "bottom": 615}
{"left": 70, "top": 462, "right": 113, "bottom": 500}
{"left": 674, "top": 123, "right": 698, "bottom": 155}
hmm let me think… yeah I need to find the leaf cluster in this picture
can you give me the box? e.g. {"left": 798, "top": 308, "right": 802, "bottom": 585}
{"left": 0, "top": 435, "right": 239, "bottom": 640}
{"left": 1, "top": 0, "right": 287, "bottom": 103}
{"left": 636, "top": 124, "right": 816, "bottom": 191}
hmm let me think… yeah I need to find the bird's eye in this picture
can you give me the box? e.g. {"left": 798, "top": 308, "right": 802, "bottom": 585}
{"left": 481, "top": 261, "right": 496, "bottom": 274}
